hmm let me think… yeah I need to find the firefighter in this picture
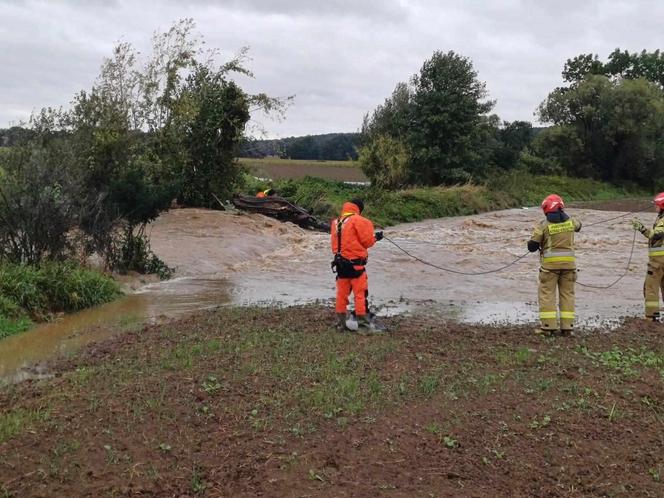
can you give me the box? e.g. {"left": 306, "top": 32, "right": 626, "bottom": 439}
{"left": 330, "top": 198, "right": 383, "bottom": 331}
{"left": 631, "top": 192, "right": 664, "bottom": 321}
{"left": 256, "top": 188, "right": 275, "bottom": 198}
{"left": 527, "top": 194, "right": 582, "bottom": 336}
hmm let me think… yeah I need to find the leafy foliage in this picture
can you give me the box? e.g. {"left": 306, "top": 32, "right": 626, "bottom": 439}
{"left": 0, "top": 140, "right": 82, "bottom": 264}
{"left": 534, "top": 63, "right": 664, "bottom": 188}
{"left": 0, "top": 262, "right": 120, "bottom": 321}
{"left": 0, "top": 19, "right": 285, "bottom": 274}
{"left": 562, "top": 49, "right": 664, "bottom": 86}
{"left": 359, "top": 51, "right": 532, "bottom": 188}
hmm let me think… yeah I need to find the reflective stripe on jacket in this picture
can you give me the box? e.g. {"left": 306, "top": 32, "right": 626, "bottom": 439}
{"left": 641, "top": 214, "right": 664, "bottom": 261}
{"left": 531, "top": 217, "right": 581, "bottom": 270}
{"left": 330, "top": 202, "right": 376, "bottom": 261}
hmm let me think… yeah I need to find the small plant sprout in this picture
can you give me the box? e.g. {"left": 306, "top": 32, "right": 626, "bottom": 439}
{"left": 443, "top": 435, "right": 458, "bottom": 448}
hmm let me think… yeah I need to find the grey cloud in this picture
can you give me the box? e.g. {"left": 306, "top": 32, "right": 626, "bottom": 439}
{"left": 1, "top": 0, "right": 663, "bottom": 136}
{"left": 166, "top": 0, "right": 409, "bottom": 21}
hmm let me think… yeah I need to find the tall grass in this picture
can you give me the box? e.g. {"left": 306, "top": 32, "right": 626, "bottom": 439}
{"left": 244, "top": 171, "right": 645, "bottom": 227}
{"left": 0, "top": 262, "right": 121, "bottom": 338}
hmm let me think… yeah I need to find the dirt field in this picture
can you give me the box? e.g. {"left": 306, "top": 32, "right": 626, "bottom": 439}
{"left": 239, "top": 157, "right": 368, "bottom": 182}
{"left": 1, "top": 306, "right": 663, "bottom": 497}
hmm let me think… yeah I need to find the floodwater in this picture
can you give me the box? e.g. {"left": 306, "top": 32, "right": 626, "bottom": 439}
{"left": 0, "top": 206, "right": 652, "bottom": 383}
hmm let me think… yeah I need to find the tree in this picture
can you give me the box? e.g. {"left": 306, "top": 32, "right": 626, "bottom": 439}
{"left": 534, "top": 73, "right": 664, "bottom": 188}
{"left": 0, "top": 139, "right": 81, "bottom": 264}
{"left": 176, "top": 64, "right": 251, "bottom": 206}
{"left": 359, "top": 51, "right": 496, "bottom": 187}
{"left": 0, "top": 19, "right": 287, "bottom": 274}
{"left": 562, "top": 49, "right": 664, "bottom": 87}
{"left": 491, "top": 120, "right": 534, "bottom": 170}
{"left": 408, "top": 51, "right": 494, "bottom": 184}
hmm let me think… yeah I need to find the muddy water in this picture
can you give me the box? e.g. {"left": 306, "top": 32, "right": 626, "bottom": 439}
{"left": 227, "top": 206, "right": 647, "bottom": 328}
{"left": 0, "top": 206, "right": 651, "bottom": 382}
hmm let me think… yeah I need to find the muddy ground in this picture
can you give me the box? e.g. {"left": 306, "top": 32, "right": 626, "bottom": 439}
{"left": 1, "top": 306, "right": 664, "bottom": 497}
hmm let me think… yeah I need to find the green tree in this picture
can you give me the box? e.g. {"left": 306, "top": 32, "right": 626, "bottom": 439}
{"left": 176, "top": 64, "right": 251, "bottom": 206}
{"left": 562, "top": 48, "right": 664, "bottom": 86}
{"left": 492, "top": 120, "right": 534, "bottom": 170}
{"left": 535, "top": 73, "right": 664, "bottom": 188}
{"left": 408, "top": 51, "right": 494, "bottom": 184}
{"left": 0, "top": 139, "right": 81, "bottom": 264}
{"left": 357, "top": 135, "right": 410, "bottom": 189}
{"left": 0, "top": 19, "right": 287, "bottom": 274}
{"left": 359, "top": 51, "right": 495, "bottom": 187}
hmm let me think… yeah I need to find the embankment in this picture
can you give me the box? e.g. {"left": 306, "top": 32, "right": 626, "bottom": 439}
{"left": 0, "top": 262, "right": 120, "bottom": 339}
{"left": 245, "top": 170, "right": 646, "bottom": 227}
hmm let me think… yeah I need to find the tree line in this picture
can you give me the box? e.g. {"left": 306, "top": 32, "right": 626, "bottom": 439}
{"left": 359, "top": 49, "right": 664, "bottom": 191}
{"left": 240, "top": 133, "right": 361, "bottom": 161}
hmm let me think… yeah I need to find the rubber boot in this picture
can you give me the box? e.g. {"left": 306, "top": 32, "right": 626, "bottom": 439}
{"left": 534, "top": 327, "right": 554, "bottom": 337}
{"left": 335, "top": 313, "right": 348, "bottom": 331}
{"left": 356, "top": 314, "right": 371, "bottom": 331}
{"left": 357, "top": 314, "right": 386, "bottom": 333}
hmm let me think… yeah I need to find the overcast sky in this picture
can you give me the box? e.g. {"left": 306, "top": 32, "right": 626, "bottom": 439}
{"left": 1, "top": 0, "right": 662, "bottom": 138}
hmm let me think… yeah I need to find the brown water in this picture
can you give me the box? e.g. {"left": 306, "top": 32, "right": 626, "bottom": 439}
{"left": 0, "top": 206, "right": 650, "bottom": 383}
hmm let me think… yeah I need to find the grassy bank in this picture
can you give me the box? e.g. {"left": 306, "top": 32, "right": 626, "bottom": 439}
{"left": 0, "top": 262, "right": 121, "bottom": 339}
{"left": 1, "top": 306, "right": 662, "bottom": 496}
{"left": 246, "top": 170, "right": 645, "bottom": 227}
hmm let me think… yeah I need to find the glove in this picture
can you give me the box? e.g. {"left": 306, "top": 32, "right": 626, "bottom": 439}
{"left": 375, "top": 231, "right": 384, "bottom": 241}
{"left": 631, "top": 219, "right": 645, "bottom": 232}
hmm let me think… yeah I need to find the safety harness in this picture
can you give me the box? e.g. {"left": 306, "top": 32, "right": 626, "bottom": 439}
{"left": 331, "top": 213, "right": 366, "bottom": 279}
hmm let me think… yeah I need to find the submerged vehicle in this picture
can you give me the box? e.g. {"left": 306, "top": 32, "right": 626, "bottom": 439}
{"left": 231, "top": 194, "right": 330, "bottom": 232}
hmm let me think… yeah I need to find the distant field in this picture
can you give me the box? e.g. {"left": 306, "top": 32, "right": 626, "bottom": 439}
{"left": 239, "top": 157, "right": 368, "bottom": 182}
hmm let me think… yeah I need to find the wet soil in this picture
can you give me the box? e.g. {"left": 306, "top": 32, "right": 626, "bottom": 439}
{"left": 1, "top": 306, "right": 663, "bottom": 497}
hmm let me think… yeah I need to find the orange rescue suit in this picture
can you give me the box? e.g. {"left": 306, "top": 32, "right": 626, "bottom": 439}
{"left": 330, "top": 202, "right": 377, "bottom": 315}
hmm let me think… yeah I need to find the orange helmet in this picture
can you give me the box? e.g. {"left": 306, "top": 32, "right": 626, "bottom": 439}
{"left": 541, "top": 194, "right": 564, "bottom": 214}
{"left": 654, "top": 192, "right": 664, "bottom": 210}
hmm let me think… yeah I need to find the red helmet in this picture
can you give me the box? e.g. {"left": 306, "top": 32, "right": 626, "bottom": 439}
{"left": 541, "top": 194, "right": 565, "bottom": 214}
{"left": 654, "top": 192, "right": 664, "bottom": 210}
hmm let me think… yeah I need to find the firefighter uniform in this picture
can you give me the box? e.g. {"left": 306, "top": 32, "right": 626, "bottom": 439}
{"left": 636, "top": 213, "right": 664, "bottom": 318}
{"left": 530, "top": 216, "right": 582, "bottom": 332}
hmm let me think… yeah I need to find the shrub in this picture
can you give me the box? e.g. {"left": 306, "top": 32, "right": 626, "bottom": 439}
{"left": 0, "top": 262, "right": 121, "bottom": 321}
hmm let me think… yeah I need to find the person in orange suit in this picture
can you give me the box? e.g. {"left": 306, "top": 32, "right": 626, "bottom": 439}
{"left": 256, "top": 188, "right": 275, "bottom": 198}
{"left": 330, "top": 198, "right": 383, "bottom": 331}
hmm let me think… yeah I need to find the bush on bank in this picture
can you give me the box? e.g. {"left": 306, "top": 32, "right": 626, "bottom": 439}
{"left": 246, "top": 170, "right": 644, "bottom": 227}
{"left": 0, "top": 262, "right": 121, "bottom": 339}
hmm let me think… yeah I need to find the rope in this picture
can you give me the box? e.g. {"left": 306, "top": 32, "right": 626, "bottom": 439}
{"left": 576, "top": 229, "right": 639, "bottom": 289}
{"left": 583, "top": 204, "right": 651, "bottom": 227}
{"left": 384, "top": 236, "right": 531, "bottom": 276}
{"left": 391, "top": 234, "right": 525, "bottom": 247}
